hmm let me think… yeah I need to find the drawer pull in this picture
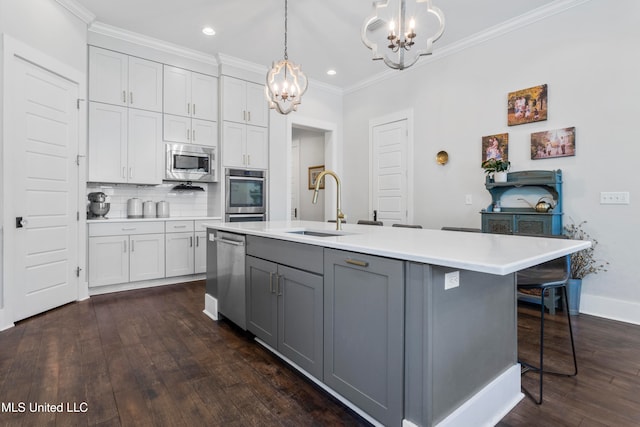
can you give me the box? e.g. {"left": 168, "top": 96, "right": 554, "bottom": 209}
{"left": 173, "top": 225, "right": 187, "bottom": 229}
{"left": 122, "top": 227, "right": 136, "bottom": 231}
{"left": 346, "top": 258, "right": 369, "bottom": 268}
{"left": 269, "top": 272, "right": 275, "bottom": 293}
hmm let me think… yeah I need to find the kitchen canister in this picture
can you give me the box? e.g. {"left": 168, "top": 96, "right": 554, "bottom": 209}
{"left": 143, "top": 200, "right": 156, "bottom": 218}
{"left": 127, "top": 198, "right": 143, "bottom": 218}
{"left": 156, "top": 201, "right": 170, "bottom": 218}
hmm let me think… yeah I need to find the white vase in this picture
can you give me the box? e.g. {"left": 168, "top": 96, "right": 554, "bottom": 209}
{"left": 494, "top": 171, "right": 508, "bottom": 183}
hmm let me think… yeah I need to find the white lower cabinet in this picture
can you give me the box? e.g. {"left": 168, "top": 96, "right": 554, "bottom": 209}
{"left": 89, "top": 222, "right": 165, "bottom": 287}
{"left": 165, "top": 231, "right": 195, "bottom": 277}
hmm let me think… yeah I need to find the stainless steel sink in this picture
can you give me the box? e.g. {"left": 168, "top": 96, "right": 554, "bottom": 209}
{"left": 286, "top": 230, "right": 348, "bottom": 237}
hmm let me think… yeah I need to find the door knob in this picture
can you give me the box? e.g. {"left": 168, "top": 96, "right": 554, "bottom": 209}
{"left": 16, "top": 217, "right": 27, "bottom": 228}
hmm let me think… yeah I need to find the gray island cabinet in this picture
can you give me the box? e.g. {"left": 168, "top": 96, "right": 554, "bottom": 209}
{"left": 204, "top": 220, "right": 590, "bottom": 427}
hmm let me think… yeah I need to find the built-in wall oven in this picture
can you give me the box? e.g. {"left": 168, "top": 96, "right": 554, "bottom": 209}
{"left": 225, "top": 168, "right": 266, "bottom": 222}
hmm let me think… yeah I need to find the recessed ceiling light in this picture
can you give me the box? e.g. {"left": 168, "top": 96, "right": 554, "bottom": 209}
{"left": 202, "top": 27, "right": 216, "bottom": 36}
{"left": 327, "top": 69, "right": 337, "bottom": 76}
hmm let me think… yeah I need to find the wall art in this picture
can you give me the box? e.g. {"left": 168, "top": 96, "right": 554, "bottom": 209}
{"left": 482, "top": 133, "right": 509, "bottom": 162}
{"left": 308, "top": 165, "right": 325, "bottom": 189}
{"left": 507, "top": 84, "right": 547, "bottom": 126}
{"left": 531, "top": 127, "right": 575, "bottom": 159}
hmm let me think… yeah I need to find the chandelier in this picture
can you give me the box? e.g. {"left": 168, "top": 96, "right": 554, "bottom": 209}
{"left": 266, "top": 0, "right": 308, "bottom": 115}
{"left": 361, "top": 0, "right": 445, "bottom": 70}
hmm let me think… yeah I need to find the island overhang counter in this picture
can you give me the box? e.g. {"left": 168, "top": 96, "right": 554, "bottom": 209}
{"left": 203, "top": 220, "right": 590, "bottom": 427}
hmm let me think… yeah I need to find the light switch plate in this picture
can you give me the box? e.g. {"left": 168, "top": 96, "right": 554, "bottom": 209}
{"left": 600, "top": 191, "right": 630, "bottom": 204}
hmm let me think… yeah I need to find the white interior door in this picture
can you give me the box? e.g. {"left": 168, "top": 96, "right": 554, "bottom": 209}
{"left": 372, "top": 120, "right": 408, "bottom": 225}
{"left": 9, "top": 55, "right": 79, "bottom": 321}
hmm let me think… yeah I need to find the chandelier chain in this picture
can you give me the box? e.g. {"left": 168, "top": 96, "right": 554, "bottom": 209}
{"left": 283, "top": 0, "right": 288, "bottom": 60}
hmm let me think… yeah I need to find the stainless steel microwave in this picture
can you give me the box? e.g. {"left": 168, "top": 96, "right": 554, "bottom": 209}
{"left": 165, "top": 143, "right": 217, "bottom": 182}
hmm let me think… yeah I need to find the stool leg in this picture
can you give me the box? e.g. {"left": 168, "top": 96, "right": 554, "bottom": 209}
{"left": 561, "top": 286, "right": 578, "bottom": 376}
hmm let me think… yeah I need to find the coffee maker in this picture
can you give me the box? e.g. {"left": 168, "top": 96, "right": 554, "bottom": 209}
{"left": 88, "top": 192, "right": 110, "bottom": 219}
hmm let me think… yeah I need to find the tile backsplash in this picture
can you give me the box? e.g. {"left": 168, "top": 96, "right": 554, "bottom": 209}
{"left": 87, "top": 183, "right": 209, "bottom": 219}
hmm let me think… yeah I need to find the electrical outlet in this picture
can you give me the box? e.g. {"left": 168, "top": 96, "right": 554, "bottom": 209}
{"left": 444, "top": 271, "right": 460, "bottom": 290}
{"left": 465, "top": 194, "right": 473, "bottom": 205}
{"left": 600, "top": 191, "right": 630, "bottom": 205}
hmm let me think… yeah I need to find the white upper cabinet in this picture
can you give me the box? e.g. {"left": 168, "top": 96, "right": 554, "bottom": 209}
{"left": 163, "top": 65, "right": 217, "bottom": 121}
{"left": 88, "top": 102, "right": 163, "bottom": 184}
{"left": 221, "top": 76, "right": 268, "bottom": 128}
{"left": 89, "top": 46, "right": 162, "bottom": 112}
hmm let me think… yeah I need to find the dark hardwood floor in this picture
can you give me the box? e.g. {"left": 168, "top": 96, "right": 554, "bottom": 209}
{"left": 1, "top": 281, "right": 639, "bottom": 426}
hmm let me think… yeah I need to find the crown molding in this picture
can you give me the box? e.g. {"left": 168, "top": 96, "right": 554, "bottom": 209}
{"left": 55, "top": 0, "right": 96, "bottom": 25}
{"left": 345, "top": 0, "right": 593, "bottom": 94}
{"left": 308, "top": 78, "right": 344, "bottom": 96}
{"left": 89, "top": 21, "right": 218, "bottom": 66}
{"left": 216, "top": 53, "right": 267, "bottom": 75}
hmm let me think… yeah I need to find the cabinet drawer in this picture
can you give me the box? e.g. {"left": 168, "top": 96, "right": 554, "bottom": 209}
{"left": 247, "top": 236, "right": 323, "bottom": 275}
{"left": 166, "top": 220, "right": 194, "bottom": 233}
{"left": 89, "top": 221, "right": 164, "bottom": 236}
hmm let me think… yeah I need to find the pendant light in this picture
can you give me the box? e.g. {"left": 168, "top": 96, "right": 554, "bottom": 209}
{"left": 362, "top": 0, "right": 445, "bottom": 70}
{"left": 266, "top": 0, "right": 308, "bottom": 115}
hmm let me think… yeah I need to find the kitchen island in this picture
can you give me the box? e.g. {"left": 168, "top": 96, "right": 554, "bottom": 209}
{"left": 203, "top": 220, "right": 589, "bottom": 427}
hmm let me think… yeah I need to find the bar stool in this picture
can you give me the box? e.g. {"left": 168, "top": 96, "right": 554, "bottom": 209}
{"left": 517, "top": 254, "right": 578, "bottom": 404}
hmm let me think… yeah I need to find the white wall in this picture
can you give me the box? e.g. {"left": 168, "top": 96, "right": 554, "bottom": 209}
{"left": 0, "top": 0, "right": 88, "bottom": 329}
{"left": 342, "top": 0, "right": 640, "bottom": 324}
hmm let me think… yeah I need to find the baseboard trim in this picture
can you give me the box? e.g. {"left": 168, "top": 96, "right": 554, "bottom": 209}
{"left": 580, "top": 293, "right": 640, "bottom": 326}
{"left": 203, "top": 293, "right": 218, "bottom": 321}
{"left": 88, "top": 274, "right": 205, "bottom": 296}
{"left": 435, "top": 364, "right": 523, "bottom": 427}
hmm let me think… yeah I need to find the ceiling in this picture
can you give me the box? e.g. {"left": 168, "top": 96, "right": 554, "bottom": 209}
{"left": 74, "top": 0, "right": 558, "bottom": 89}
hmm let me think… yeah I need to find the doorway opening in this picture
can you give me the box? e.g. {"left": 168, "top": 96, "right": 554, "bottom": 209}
{"left": 291, "top": 127, "right": 326, "bottom": 221}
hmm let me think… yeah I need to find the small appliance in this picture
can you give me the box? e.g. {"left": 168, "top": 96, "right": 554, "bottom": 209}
{"left": 87, "top": 192, "right": 110, "bottom": 219}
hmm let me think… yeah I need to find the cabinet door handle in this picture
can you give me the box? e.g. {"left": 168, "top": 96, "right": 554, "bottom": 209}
{"left": 129, "top": 167, "right": 133, "bottom": 179}
{"left": 193, "top": 104, "right": 196, "bottom": 116}
{"left": 196, "top": 235, "right": 200, "bottom": 247}
{"left": 192, "top": 130, "right": 196, "bottom": 141}
{"left": 247, "top": 111, "right": 251, "bottom": 122}
{"left": 122, "top": 166, "right": 126, "bottom": 178}
{"left": 187, "top": 103, "right": 190, "bottom": 115}
{"left": 187, "top": 129, "right": 190, "bottom": 140}
{"left": 122, "top": 90, "right": 126, "bottom": 104}
{"left": 123, "top": 240, "right": 127, "bottom": 253}
{"left": 346, "top": 258, "right": 369, "bottom": 268}
{"left": 247, "top": 154, "right": 251, "bottom": 165}
{"left": 131, "top": 240, "right": 135, "bottom": 252}
{"left": 190, "top": 236, "right": 193, "bottom": 247}
{"left": 269, "top": 272, "right": 274, "bottom": 293}
{"left": 277, "top": 274, "right": 283, "bottom": 296}
{"left": 243, "top": 110, "right": 246, "bottom": 121}
{"left": 130, "top": 91, "right": 133, "bottom": 105}
{"left": 242, "top": 154, "right": 246, "bottom": 165}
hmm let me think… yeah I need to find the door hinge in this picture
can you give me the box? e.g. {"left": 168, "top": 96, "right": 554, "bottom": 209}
{"left": 75, "top": 266, "right": 82, "bottom": 277}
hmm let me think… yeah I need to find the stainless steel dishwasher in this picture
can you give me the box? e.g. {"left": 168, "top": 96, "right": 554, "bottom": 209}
{"left": 210, "top": 230, "right": 247, "bottom": 330}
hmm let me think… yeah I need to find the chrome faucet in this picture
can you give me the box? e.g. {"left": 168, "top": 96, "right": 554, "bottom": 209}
{"left": 312, "top": 170, "right": 344, "bottom": 230}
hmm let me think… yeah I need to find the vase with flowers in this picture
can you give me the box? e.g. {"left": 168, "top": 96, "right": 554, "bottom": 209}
{"left": 564, "top": 220, "right": 609, "bottom": 315}
{"left": 481, "top": 158, "right": 511, "bottom": 183}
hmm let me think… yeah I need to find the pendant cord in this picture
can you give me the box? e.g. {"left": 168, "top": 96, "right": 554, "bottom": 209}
{"left": 284, "top": 0, "right": 288, "bottom": 60}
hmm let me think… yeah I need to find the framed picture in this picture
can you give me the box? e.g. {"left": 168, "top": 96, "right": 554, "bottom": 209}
{"left": 308, "top": 165, "right": 325, "bottom": 189}
{"left": 531, "top": 127, "right": 576, "bottom": 159}
{"left": 482, "top": 133, "right": 509, "bottom": 162}
{"left": 507, "top": 84, "right": 547, "bottom": 126}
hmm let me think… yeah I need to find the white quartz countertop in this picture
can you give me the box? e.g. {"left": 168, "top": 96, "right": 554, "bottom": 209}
{"left": 87, "top": 216, "right": 222, "bottom": 223}
{"left": 203, "top": 220, "right": 591, "bottom": 275}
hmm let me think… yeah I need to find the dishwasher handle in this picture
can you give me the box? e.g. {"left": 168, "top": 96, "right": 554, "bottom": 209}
{"left": 215, "top": 237, "right": 245, "bottom": 247}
